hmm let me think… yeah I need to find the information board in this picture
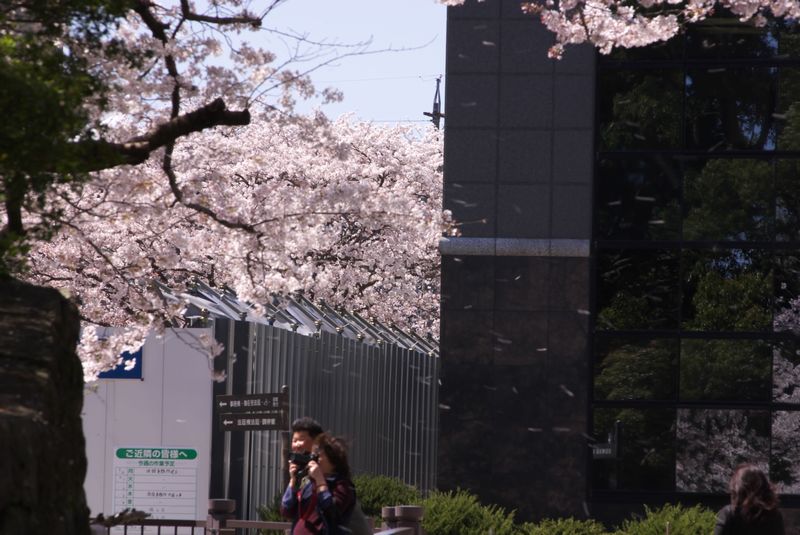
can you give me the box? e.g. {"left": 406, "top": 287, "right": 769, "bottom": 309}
{"left": 215, "top": 392, "right": 289, "bottom": 431}
{"left": 112, "top": 447, "right": 198, "bottom": 525}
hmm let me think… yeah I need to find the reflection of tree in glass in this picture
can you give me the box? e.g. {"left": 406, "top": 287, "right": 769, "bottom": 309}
{"left": 777, "top": 94, "right": 800, "bottom": 151}
{"left": 680, "top": 339, "right": 771, "bottom": 401}
{"left": 595, "top": 339, "right": 677, "bottom": 400}
{"left": 776, "top": 161, "right": 800, "bottom": 241}
{"left": 683, "top": 250, "right": 772, "bottom": 331}
{"left": 686, "top": 17, "right": 779, "bottom": 59}
{"left": 774, "top": 255, "right": 800, "bottom": 335}
{"left": 772, "top": 341, "right": 800, "bottom": 403}
{"left": 686, "top": 67, "right": 778, "bottom": 151}
{"left": 594, "top": 408, "right": 675, "bottom": 491}
{"left": 683, "top": 159, "right": 773, "bottom": 241}
{"left": 775, "top": 66, "right": 800, "bottom": 150}
{"left": 771, "top": 411, "right": 800, "bottom": 493}
{"left": 596, "top": 158, "right": 681, "bottom": 241}
{"left": 598, "top": 70, "right": 683, "bottom": 151}
{"left": 597, "top": 251, "right": 680, "bottom": 330}
{"left": 676, "top": 409, "right": 769, "bottom": 492}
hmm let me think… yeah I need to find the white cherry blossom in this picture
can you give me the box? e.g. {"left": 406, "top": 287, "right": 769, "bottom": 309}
{"left": 442, "top": 0, "right": 800, "bottom": 57}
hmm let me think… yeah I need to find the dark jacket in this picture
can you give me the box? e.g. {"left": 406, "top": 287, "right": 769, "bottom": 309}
{"left": 280, "top": 474, "right": 355, "bottom": 535}
{"left": 715, "top": 504, "right": 784, "bottom": 535}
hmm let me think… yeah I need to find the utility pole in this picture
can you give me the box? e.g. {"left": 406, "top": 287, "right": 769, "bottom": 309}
{"left": 423, "top": 76, "right": 444, "bottom": 129}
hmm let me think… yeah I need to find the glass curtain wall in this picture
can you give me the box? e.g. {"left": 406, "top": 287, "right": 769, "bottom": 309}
{"left": 593, "top": 15, "right": 800, "bottom": 497}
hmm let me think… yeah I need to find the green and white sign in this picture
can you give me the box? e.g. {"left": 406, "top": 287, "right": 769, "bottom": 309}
{"left": 113, "top": 446, "right": 198, "bottom": 523}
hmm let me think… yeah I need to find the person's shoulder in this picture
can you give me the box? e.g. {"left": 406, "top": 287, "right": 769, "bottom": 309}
{"left": 716, "top": 504, "right": 735, "bottom": 520}
{"left": 764, "top": 507, "right": 785, "bottom": 531}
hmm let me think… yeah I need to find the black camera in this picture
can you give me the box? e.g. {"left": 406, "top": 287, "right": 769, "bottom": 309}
{"left": 288, "top": 451, "right": 318, "bottom": 470}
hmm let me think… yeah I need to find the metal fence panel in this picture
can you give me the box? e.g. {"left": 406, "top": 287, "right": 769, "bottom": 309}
{"left": 241, "top": 326, "right": 439, "bottom": 520}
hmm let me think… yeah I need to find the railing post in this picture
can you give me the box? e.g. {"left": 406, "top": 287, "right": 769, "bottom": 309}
{"left": 381, "top": 506, "right": 398, "bottom": 529}
{"left": 206, "top": 498, "right": 236, "bottom": 535}
{"left": 394, "top": 505, "right": 424, "bottom": 535}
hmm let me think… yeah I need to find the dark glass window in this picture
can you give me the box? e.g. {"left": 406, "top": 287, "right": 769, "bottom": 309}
{"left": 594, "top": 338, "right": 678, "bottom": 401}
{"left": 598, "top": 70, "right": 684, "bottom": 151}
{"left": 602, "top": 38, "right": 685, "bottom": 62}
{"left": 772, "top": 410, "right": 800, "bottom": 493}
{"left": 686, "top": 19, "right": 779, "bottom": 59}
{"left": 683, "top": 158, "right": 774, "bottom": 242}
{"left": 685, "top": 67, "right": 778, "bottom": 152}
{"left": 776, "top": 160, "right": 800, "bottom": 241}
{"left": 594, "top": 17, "right": 800, "bottom": 496}
{"left": 776, "top": 69, "right": 800, "bottom": 150}
{"left": 593, "top": 408, "right": 675, "bottom": 491}
{"left": 597, "top": 250, "right": 681, "bottom": 330}
{"left": 596, "top": 157, "right": 681, "bottom": 241}
{"left": 780, "top": 19, "right": 800, "bottom": 56}
{"left": 773, "top": 340, "right": 800, "bottom": 402}
{"left": 676, "top": 409, "right": 770, "bottom": 492}
{"left": 681, "top": 249, "right": 773, "bottom": 332}
{"left": 774, "top": 253, "right": 800, "bottom": 333}
{"left": 679, "top": 339, "right": 772, "bottom": 401}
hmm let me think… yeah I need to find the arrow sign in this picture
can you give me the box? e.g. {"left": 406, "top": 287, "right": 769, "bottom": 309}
{"left": 215, "top": 393, "right": 288, "bottom": 413}
{"left": 218, "top": 411, "right": 287, "bottom": 431}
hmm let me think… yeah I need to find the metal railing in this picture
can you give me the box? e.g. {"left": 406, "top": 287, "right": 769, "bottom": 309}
{"left": 91, "top": 500, "right": 423, "bottom": 535}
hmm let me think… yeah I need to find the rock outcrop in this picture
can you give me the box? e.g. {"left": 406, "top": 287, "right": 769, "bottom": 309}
{"left": 0, "top": 279, "right": 88, "bottom": 535}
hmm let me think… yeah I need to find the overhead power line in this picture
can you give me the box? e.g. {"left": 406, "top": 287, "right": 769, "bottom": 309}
{"left": 315, "top": 74, "right": 442, "bottom": 83}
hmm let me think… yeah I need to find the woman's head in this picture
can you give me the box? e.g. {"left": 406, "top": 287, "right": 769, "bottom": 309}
{"left": 313, "top": 433, "right": 351, "bottom": 479}
{"left": 729, "top": 464, "right": 779, "bottom": 521}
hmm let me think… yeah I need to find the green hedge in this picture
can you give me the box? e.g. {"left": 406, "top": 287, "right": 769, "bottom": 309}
{"left": 421, "top": 490, "right": 517, "bottom": 535}
{"left": 612, "top": 504, "right": 716, "bottom": 535}
{"left": 351, "top": 473, "right": 422, "bottom": 519}
{"left": 259, "top": 477, "right": 717, "bottom": 535}
{"left": 518, "top": 517, "right": 608, "bottom": 535}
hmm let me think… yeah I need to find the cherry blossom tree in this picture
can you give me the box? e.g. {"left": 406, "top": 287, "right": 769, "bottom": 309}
{"left": 2, "top": 0, "right": 456, "bottom": 379}
{"left": 440, "top": 0, "right": 800, "bottom": 57}
{"left": 25, "top": 116, "right": 449, "bottom": 379}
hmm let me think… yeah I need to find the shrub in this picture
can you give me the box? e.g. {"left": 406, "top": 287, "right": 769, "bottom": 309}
{"left": 352, "top": 473, "right": 422, "bottom": 520}
{"left": 612, "top": 504, "right": 716, "bottom": 535}
{"left": 256, "top": 495, "right": 285, "bottom": 535}
{"left": 519, "top": 518, "right": 609, "bottom": 535}
{"left": 421, "top": 490, "right": 516, "bottom": 535}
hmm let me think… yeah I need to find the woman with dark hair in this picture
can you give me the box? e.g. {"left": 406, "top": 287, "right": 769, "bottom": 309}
{"left": 715, "top": 464, "right": 785, "bottom": 535}
{"left": 281, "top": 433, "right": 356, "bottom": 534}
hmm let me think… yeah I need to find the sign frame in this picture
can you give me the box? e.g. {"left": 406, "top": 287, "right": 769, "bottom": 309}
{"left": 215, "top": 392, "right": 289, "bottom": 431}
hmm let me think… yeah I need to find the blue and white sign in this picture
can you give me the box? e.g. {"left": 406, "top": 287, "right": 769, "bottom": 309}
{"left": 98, "top": 348, "right": 143, "bottom": 380}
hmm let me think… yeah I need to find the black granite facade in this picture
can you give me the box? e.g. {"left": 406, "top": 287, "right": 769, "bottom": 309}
{"left": 440, "top": 255, "right": 590, "bottom": 519}
{"left": 439, "top": 0, "right": 595, "bottom": 520}
{"left": 442, "top": 0, "right": 800, "bottom": 530}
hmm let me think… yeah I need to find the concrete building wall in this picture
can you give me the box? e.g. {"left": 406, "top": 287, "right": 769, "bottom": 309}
{"left": 439, "top": 0, "right": 595, "bottom": 520}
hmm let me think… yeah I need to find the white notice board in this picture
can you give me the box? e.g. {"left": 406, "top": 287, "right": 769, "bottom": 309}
{"left": 112, "top": 447, "right": 198, "bottom": 521}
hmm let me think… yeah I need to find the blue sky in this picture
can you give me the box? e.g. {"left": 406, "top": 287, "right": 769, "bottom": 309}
{"left": 259, "top": 0, "right": 448, "bottom": 123}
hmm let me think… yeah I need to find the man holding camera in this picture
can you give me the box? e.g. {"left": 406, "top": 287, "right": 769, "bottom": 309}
{"left": 281, "top": 417, "right": 353, "bottom": 534}
{"left": 286, "top": 416, "right": 323, "bottom": 490}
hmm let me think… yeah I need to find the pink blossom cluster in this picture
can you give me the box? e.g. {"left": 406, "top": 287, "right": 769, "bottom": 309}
{"left": 442, "top": 0, "right": 800, "bottom": 57}
{"left": 2, "top": 0, "right": 454, "bottom": 380}
{"left": 26, "top": 116, "right": 448, "bottom": 380}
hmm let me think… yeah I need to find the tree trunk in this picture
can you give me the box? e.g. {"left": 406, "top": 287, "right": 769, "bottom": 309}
{"left": 0, "top": 278, "right": 89, "bottom": 535}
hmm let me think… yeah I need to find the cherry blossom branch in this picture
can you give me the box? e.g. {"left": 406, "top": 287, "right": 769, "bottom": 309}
{"left": 179, "top": 0, "right": 261, "bottom": 27}
{"left": 80, "top": 98, "right": 251, "bottom": 171}
{"left": 161, "top": 143, "right": 259, "bottom": 234}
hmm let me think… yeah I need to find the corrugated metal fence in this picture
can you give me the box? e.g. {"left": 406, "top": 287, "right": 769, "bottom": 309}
{"left": 238, "top": 324, "right": 439, "bottom": 521}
